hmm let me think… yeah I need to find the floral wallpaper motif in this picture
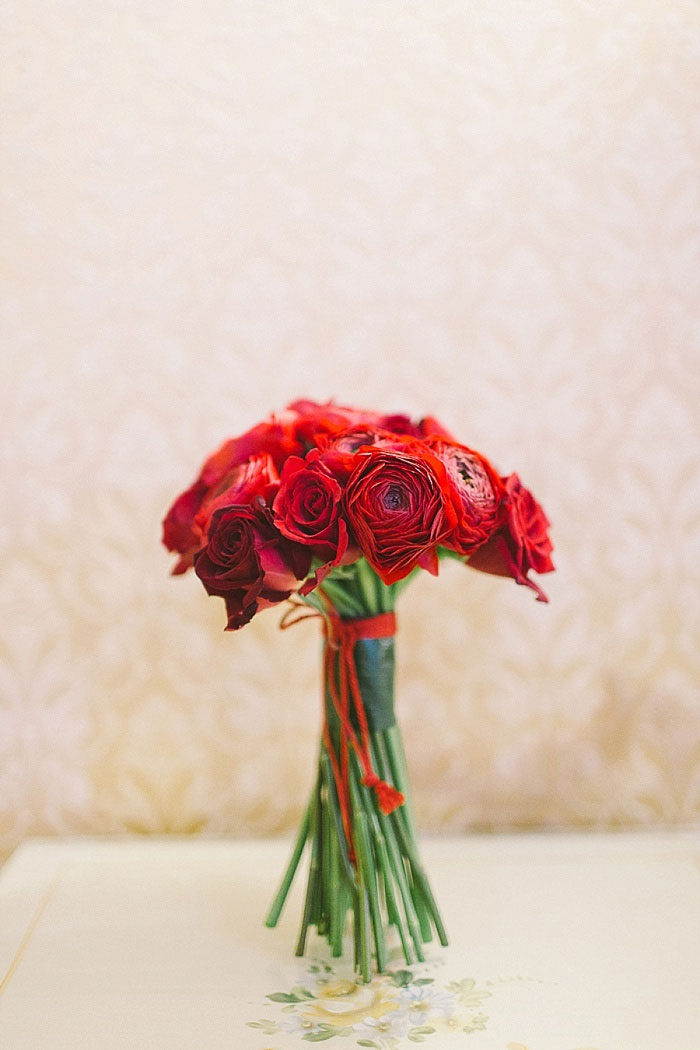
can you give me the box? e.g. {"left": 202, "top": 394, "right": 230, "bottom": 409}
{"left": 2, "top": 1, "right": 700, "bottom": 862}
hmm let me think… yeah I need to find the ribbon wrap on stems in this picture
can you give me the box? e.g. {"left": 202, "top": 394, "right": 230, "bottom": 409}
{"left": 322, "top": 610, "right": 405, "bottom": 856}
{"left": 266, "top": 606, "right": 448, "bottom": 982}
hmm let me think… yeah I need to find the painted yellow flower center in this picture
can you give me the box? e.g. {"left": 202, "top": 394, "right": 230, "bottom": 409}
{"left": 303, "top": 979, "right": 399, "bottom": 1028}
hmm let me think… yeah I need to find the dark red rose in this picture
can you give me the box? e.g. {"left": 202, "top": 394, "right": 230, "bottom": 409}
{"left": 467, "top": 473, "right": 554, "bottom": 602}
{"left": 425, "top": 437, "right": 506, "bottom": 554}
{"left": 194, "top": 503, "right": 311, "bottom": 630}
{"left": 162, "top": 416, "right": 302, "bottom": 572}
{"left": 343, "top": 445, "right": 459, "bottom": 585}
{"left": 194, "top": 453, "right": 279, "bottom": 543}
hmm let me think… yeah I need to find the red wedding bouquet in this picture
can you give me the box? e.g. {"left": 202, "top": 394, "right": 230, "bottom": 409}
{"left": 163, "top": 399, "right": 554, "bottom": 980}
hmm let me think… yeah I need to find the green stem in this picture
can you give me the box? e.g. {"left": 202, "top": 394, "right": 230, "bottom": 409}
{"left": 350, "top": 755, "right": 388, "bottom": 973}
{"left": 264, "top": 562, "right": 448, "bottom": 975}
{"left": 294, "top": 774, "right": 322, "bottom": 956}
{"left": 265, "top": 799, "right": 311, "bottom": 927}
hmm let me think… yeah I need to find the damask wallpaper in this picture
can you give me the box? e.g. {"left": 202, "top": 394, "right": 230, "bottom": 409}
{"left": 2, "top": 1, "right": 699, "bottom": 864}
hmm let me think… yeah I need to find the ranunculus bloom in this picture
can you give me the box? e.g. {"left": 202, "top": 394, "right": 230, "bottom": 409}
{"left": 286, "top": 399, "right": 377, "bottom": 450}
{"left": 425, "top": 437, "right": 506, "bottom": 554}
{"left": 343, "top": 446, "right": 459, "bottom": 585}
{"left": 418, "top": 415, "right": 456, "bottom": 441}
{"left": 315, "top": 426, "right": 420, "bottom": 485}
{"left": 194, "top": 504, "right": 310, "bottom": 630}
{"left": 467, "top": 473, "right": 554, "bottom": 601}
{"left": 162, "top": 414, "right": 302, "bottom": 573}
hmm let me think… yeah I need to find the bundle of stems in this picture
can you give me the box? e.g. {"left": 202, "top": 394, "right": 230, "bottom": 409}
{"left": 265, "top": 562, "right": 448, "bottom": 982}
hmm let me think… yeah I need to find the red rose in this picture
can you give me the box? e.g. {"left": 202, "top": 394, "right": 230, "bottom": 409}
{"left": 343, "top": 445, "right": 459, "bottom": 585}
{"left": 162, "top": 413, "right": 303, "bottom": 572}
{"left": 194, "top": 504, "right": 311, "bottom": 630}
{"left": 467, "top": 473, "right": 554, "bottom": 601}
{"left": 425, "top": 437, "right": 506, "bottom": 554}
{"left": 273, "top": 452, "right": 350, "bottom": 563}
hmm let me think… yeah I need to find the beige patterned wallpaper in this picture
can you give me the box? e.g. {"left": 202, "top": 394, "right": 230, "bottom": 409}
{"left": 2, "top": 1, "right": 699, "bottom": 863}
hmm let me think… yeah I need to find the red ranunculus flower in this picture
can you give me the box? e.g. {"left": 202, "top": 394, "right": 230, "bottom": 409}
{"left": 467, "top": 473, "right": 554, "bottom": 601}
{"left": 343, "top": 445, "right": 459, "bottom": 585}
{"left": 286, "top": 399, "right": 422, "bottom": 450}
{"left": 286, "top": 399, "right": 377, "bottom": 451}
{"left": 425, "top": 437, "right": 506, "bottom": 554}
{"left": 315, "top": 425, "right": 420, "bottom": 484}
{"left": 162, "top": 415, "right": 302, "bottom": 573}
{"left": 418, "top": 415, "right": 456, "bottom": 441}
{"left": 194, "top": 503, "right": 311, "bottom": 630}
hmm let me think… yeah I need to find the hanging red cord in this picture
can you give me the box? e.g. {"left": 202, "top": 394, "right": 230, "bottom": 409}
{"left": 281, "top": 598, "right": 405, "bottom": 862}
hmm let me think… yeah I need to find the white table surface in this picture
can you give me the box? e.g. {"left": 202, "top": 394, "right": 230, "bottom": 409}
{"left": 0, "top": 832, "right": 698, "bottom": 1050}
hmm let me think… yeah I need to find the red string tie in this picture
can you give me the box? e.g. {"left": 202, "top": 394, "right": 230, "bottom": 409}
{"left": 323, "top": 610, "right": 405, "bottom": 822}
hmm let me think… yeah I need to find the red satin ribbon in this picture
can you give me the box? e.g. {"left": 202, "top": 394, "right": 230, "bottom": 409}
{"left": 321, "top": 609, "right": 405, "bottom": 861}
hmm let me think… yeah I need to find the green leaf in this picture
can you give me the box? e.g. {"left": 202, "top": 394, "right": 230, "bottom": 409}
{"left": 389, "top": 968, "right": 414, "bottom": 987}
{"left": 357, "top": 1042, "right": 380, "bottom": 1048}
{"left": 412, "top": 978, "right": 434, "bottom": 986}
{"left": 302, "top": 1029, "right": 338, "bottom": 1042}
{"left": 267, "top": 991, "right": 302, "bottom": 1002}
{"left": 410, "top": 1027, "right": 436, "bottom": 1035}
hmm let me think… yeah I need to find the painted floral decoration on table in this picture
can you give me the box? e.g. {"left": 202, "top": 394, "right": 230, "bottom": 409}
{"left": 163, "top": 399, "right": 554, "bottom": 980}
{"left": 247, "top": 955, "right": 493, "bottom": 1046}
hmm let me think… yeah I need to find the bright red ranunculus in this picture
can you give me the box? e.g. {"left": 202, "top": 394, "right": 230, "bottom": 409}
{"left": 194, "top": 453, "right": 279, "bottom": 545}
{"left": 315, "top": 425, "right": 420, "bottom": 485}
{"left": 343, "top": 445, "right": 459, "bottom": 585}
{"left": 417, "top": 415, "right": 457, "bottom": 441}
{"left": 194, "top": 504, "right": 311, "bottom": 630}
{"left": 425, "top": 437, "right": 506, "bottom": 554}
{"left": 285, "top": 399, "right": 376, "bottom": 451}
{"left": 162, "top": 479, "right": 209, "bottom": 574}
{"left": 162, "top": 415, "right": 302, "bottom": 572}
{"left": 466, "top": 473, "right": 554, "bottom": 601}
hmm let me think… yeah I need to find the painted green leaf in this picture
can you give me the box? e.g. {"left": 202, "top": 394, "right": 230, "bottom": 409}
{"left": 302, "top": 1029, "right": 338, "bottom": 1042}
{"left": 357, "top": 1041, "right": 380, "bottom": 1048}
{"left": 447, "top": 978, "right": 492, "bottom": 1007}
{"left": 390, "top": 969, "right": 414, "bottom": 987}
{"left": 267, "top": 992, "right": 302, "bottom": 1003}
{"left": 412, "top": 978, "right": 434, "bottom": 986}
{"left": 410, "top": 1027, "right": 436, "bottom": 1035}
{"left": 292, "top": 985, "right": 317, "bottom": 1000}
{"left": 246, "top": 1019, "right": 278, "bottom": 1033}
